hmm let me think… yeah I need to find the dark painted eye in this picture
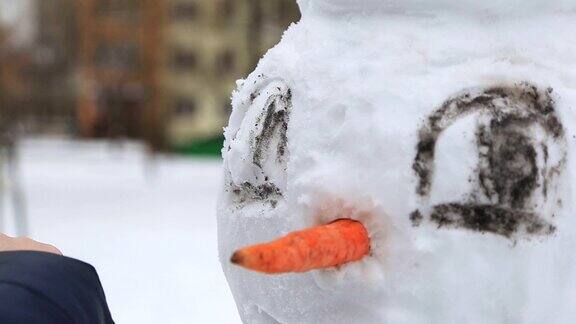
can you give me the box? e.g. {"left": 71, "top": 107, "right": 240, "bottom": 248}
{"left": 225, "top": 77, "right": 292, "bottom": 206}
{"left": 412, "top": 83, "right": 567, "bottom": 239}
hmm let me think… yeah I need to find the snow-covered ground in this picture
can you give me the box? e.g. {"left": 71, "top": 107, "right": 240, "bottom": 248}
{"left": 3, "top": 138, "right": 240, "bottom": 323}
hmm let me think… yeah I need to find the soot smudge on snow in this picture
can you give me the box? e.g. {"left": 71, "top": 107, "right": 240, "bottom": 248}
{"left": 232, "top": 182, "right": 282, "bottom": 207}
{"left": 430, "top": 204, "right": 555, "bottom": 238}
{"left": 412, "top": 83, "right": 566, "bottom": 238}
{"left": 476, "top": 120, "right": 539, "bottom": 209}
{"left": 410, "top": 210, "right": 424, "bottom": 226}
{"left": 252, "top": 88, "right": 291, "bottom": 168}
{"left": 231, "top": 78, "right": 291, "bottom": 206}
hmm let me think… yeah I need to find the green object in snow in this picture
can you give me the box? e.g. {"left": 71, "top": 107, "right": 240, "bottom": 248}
{"left": 173, "top": 135, "right": 225, "bottom": 157}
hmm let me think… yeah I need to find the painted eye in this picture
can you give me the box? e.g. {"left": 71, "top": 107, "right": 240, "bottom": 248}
{"left": 412, "top": 83, "right": 567, "bottom": 239}
{"left": 225, "top": 77, "right": 292, "bottom": 206}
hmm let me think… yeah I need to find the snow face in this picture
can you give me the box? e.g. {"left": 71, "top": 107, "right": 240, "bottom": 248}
{"left": 219, "top": 3, "right": 576, "bottom": 324}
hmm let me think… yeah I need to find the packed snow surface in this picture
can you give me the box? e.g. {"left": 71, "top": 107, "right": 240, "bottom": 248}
{"left": 298, "top": 0, "right": 576, "bottom": 15}
{"left": 8, "top": 139, "right": 240, "bottom": 324}
{"left": 219, "top": 0, "right": 576, "bottom": 323}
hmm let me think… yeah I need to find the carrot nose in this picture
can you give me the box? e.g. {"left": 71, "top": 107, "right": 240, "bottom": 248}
{"left": 230, "top": 219, "right": 370, "bottom": 274}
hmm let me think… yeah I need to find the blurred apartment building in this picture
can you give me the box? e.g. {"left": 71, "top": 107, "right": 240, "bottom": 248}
{"left": 0, "top": 0, "right": 77, "bottom": 136}
{"left": 33, "top": 0, "right": 78, "bottom": 133}
{"left": 0, "top": 34, "right": 41, "bottom": 141}
{"left": 0, "top": 22, "right": 34, "bottom": 137}
{"left": 77, "top": 0, "right": 300, "bottom": 152}
{"left": 77, "top": 0, "right": 163, "bottom": 147}
{"left": 162, "top": 0, "right": 298, "bottom": 151}
{"left": 1, "top": 0, "right": 299, "bottom": 152}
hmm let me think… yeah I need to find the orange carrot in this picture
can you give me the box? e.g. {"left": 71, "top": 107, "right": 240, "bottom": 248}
{"left": 230, "top": 219, "right": 370, "bottom": 274}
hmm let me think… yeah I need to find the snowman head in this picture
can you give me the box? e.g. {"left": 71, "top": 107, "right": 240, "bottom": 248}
{"left": 218, "top": 1, "right": 576, "bottom": 322}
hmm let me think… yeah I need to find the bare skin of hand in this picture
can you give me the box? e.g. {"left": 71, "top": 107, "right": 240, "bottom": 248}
{"left": 0, "top": 234, "right": 61, "bottom": 255}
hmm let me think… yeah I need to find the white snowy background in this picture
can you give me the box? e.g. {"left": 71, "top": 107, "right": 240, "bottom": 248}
{"left": 3, "top": 138, "right": 241, "bottom": 324}
{"left": 0, "top": 0, "right": 36, "bottom": 46}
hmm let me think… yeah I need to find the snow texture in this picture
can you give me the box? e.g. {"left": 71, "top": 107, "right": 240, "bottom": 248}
{"left": 11, "top": 139, "right": 240, "bottom": 324}
{"left": 219, "top": 1, "right": 576, "bottom": 323}
{"left": 298, "top": 0, "right": 576, "bottom": 16}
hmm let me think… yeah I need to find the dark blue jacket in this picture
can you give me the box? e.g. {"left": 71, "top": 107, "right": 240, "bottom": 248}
{"left": 0, "top": 251, "right": 114, "bottom": 324}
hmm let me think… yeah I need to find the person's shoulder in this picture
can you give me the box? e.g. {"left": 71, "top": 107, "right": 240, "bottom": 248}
{"left": 0, "top": 251, "right": 114, "bottom": 324}
{"left": 0, "top": 250, "right": 95, "bottom": 271}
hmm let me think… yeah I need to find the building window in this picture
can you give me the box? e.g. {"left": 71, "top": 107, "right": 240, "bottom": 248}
{"left": 216, "top": 50, "right": 235, "bottom": 74}
{"left": 171, "top": 3, "right": 199, "bottom": 20}
{"left": 174, "top": 98, "right": 197, "bottom": 115}
{"left": 220, "top": 0, "right": 234, "bottom": 19}
{"left": 94, "top": 43, "right": 139, "bottom": 70}
{"left": 172, "top": 50, "right": 198, "bottom": 70}
{"left": 96, "top": 0, "right": 139, "bottom": 18}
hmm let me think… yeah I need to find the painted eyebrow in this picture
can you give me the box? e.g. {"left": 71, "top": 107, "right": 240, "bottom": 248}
{"left": 411, "top": 82, "right": 566, "bottom": 239}
{"left": 413, "top": 83, "right": 563, "bottom": 197}
{"left": 228, "top": 79, "right": 292, "bottom": 206}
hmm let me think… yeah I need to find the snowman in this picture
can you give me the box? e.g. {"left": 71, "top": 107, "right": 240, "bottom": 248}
{"left": 218, "top": 1, "right": 576, "bottom": 323}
